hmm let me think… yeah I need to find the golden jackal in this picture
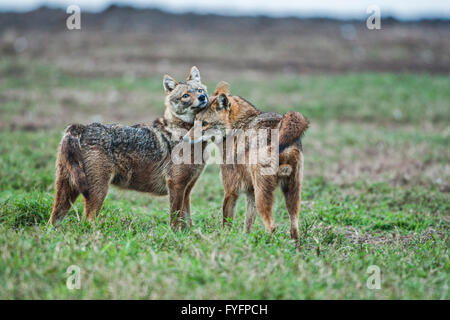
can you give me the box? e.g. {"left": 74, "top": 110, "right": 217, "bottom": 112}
{"left": 49, "top": 67, "right": 208, "bottom": 229}
{"left": 184, "top": 82, "right": 309, "bottom": 240}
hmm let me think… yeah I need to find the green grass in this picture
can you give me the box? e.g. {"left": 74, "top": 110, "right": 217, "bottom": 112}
{"left": 0, "top": 59, "right": 448, "bottom": 299}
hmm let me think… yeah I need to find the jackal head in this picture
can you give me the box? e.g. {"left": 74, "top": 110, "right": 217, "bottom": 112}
{"left": 183, "top": 81, "right": 232, "bottom": 144}
{"left": 163, "top": 66, "right": 208, "bottom": 124}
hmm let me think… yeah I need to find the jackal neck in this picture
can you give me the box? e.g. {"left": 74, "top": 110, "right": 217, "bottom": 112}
{"left": 163, "top": 108, "right": 195, "bottom": 129}
{"left": 228, "top": 95, "right": 261, "bottom": 129}
{"left": 162, "top": 109, "right": 194, "bottom": 132}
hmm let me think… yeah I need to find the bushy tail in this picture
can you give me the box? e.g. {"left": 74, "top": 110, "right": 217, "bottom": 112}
{"left": 60, "top": 124, "right": 89, "bottom": 199}
{"left": 278, "top": 111, "right": 309, "bottom": 152}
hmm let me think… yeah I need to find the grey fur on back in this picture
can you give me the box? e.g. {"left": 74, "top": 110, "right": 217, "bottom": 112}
{"left": 78, "top": 122, "right": 172, "bottom": 163}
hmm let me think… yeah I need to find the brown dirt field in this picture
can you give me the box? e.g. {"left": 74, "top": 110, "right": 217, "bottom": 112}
{"left": 1, "top": 6, "right": 449, "bottom": 80}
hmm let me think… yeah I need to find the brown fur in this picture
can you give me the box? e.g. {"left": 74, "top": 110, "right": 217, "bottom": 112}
{"left": 49, "top": 67, "right": 208, "bottom": 230}
{"left": 186, "top": 82, "right": 309, "bottom": 241}
{"left": 59, "top": 125, "right": 89, "bottom": 199}
{"left": 278, "top": 111, "right": 309, "bottom": 151}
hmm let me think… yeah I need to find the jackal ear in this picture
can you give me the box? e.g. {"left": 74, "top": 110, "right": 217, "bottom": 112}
{"left": 213, "top": 81, "right": 230, "bottom": 96}
{"left": 217, "top": 93, "right": 230, "bottom": 110}
{"left": 163, "top": 75, "right": 177, "bottom": 93}
{"left": 187, "top": 66, "right": 201, "bottom": 82}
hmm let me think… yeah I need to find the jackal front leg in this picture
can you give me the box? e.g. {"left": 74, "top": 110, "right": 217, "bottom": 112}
{"left": 167, "top": 179, "right": 187, "bottom": 231}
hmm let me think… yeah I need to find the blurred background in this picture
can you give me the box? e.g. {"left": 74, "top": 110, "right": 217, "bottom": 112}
{"left": 1, "top": 0, "right": 449, "bottom": 126}
{"left": 0, "top": 1, "right": 449, "bottom": 187}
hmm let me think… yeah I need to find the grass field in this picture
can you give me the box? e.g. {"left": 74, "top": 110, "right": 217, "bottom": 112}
{"left": 0, "top": 58, "right": 449, "bottom": 299}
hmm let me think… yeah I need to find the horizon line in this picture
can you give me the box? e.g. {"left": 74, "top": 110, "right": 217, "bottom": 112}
{"left": 1, "top": 3, "right": 449, "bottom": 22}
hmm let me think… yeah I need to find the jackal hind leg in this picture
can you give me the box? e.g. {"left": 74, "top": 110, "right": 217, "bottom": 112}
{"left": 244, "top": 192, "right": 257, "bottom": 233}
{"left": 83, "top": 184, "right": 109, "bottom": 224}
{"left": 254, "top": 176, "right": 277, "bottom": 234}
{"left": 82, "top": 164, "right": 111, "bottom": 224}
{"left": 49, "top": 168, "right": 80, "bottom": 225}
{"left": 281, "top": 178, "right": 301, "bottom": 241}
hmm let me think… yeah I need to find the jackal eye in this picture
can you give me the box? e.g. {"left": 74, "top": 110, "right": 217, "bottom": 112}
{"left": 182, "top": 93, "right": 190, "bottom": 98}
{"left": 202, "top": 121, "right": 208, "bottom": 126}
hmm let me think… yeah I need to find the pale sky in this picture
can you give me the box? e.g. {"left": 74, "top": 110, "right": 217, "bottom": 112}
{"left": 1, "top": 0, "right": 450, "bottom": 19}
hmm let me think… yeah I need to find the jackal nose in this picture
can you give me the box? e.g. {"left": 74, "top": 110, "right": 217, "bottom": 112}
{"left": 198, "top": 94, "right": 206, "bottom": 102}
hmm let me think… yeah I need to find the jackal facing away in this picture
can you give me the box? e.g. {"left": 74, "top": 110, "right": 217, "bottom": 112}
{"left": 49, "top": 67, "right": 208, "bottom": 229}
{"left": 184, "top": 82, "right": 309, "bottom": 240}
